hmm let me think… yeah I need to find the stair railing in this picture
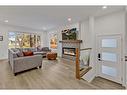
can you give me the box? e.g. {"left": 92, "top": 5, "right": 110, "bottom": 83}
{"left": 75, "top": 48, "right": 92, "bottom": 79}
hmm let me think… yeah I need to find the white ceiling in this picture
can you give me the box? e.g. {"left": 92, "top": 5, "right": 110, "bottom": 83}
{"left": 0, "top": 6, "right": 125, "bottom": 31}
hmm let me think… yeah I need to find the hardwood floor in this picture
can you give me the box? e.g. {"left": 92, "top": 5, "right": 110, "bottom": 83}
{"left": 91, "top": 77, "right": 125, "bottom": 89}
{"left": 0, "top": 58, "right": 125, "bottom": 89}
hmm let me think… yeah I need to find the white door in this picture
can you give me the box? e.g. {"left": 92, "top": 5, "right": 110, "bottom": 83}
{"left": 97, "top": 35, "right": 122, "bottom": 83}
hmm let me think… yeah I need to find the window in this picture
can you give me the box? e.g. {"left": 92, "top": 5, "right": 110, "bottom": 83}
{"left": 37, "top": 35, "right": 41, "bottom": 47}
{"left": 102, "top": 39, "right": 117, "bottom": 48}
{"left": 102, "top": 65, "right": 117, "bottom": 77}
{"left": 102, "top": 52, "right": 117, "bottom": 62}
{"left": 8, "top": 32, "right": 16, "bottom": 48}
{"left": 8, "top": 32, "right": 41, "bottom": 48}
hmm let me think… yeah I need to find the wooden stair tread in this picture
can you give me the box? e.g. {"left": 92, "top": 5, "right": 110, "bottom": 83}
{"left": 80, "top": 66, "right": 92, "bottom": 77}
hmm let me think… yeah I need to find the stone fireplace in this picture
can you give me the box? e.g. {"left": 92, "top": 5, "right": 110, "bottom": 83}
{"left": 59, "top": 40, "right": 82, "bottom": 60}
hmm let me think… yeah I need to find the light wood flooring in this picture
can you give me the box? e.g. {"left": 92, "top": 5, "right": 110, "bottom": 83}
{"left": 0, "top": 58, "right": 125, "bottom": 89}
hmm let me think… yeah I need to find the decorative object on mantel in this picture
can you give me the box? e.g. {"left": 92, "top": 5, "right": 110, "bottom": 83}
{"left": 62, "top": 28, "right": 77, "bottom": 40}
{"left": 0, "top": 36, "right": 3, "bottom": 41}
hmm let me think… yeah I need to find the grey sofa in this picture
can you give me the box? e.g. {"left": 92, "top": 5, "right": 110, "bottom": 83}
{"left": 8, "top": 48, "right": 43, "bottom": 75}
{"left": 36, "top": 47, "right": 51, "bottom": 57}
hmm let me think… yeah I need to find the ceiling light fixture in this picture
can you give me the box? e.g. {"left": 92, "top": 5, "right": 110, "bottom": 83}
{"left": 102, "top": 6, "right": 107, "bottom": 9}
{"left": 68, "top": 18, "right": 72, "bottom": 22}
{"left": 4, "top": 20, "right": 8, "bottom": 23}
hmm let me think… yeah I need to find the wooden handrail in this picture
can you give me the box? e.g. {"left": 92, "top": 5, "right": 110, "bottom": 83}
{"left": 80, "top": 48, "right": 92, "bottom": 51}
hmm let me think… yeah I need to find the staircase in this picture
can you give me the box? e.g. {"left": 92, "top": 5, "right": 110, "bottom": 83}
{"left": 80, "top": 66, "right": 92, "bottom": 77}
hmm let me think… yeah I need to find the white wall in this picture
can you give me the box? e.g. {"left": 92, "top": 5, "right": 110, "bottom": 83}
{"left": 0, "top": 24, "right": 46, "bottom": 60}
{"left": 125, "top": 9, "right": 127, "bottom": 86}
{"left": 95, "top": 11, "right": 125, "bottom": 35}
{"left": 80, "top": 17, "right": 96, "bottom": 82}
{"left": 41, "top": 31, "right": 48, "bottom": 47}
{"left": 80, "top": 20, "right": 90, "bottom": 49}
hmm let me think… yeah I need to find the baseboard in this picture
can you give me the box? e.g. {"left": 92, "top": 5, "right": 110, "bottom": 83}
{"left": 82, "top": 73, "right": 96, "bottom": 83}
{"left": 121, "top": 81, "right": 126, "bottom": 88}
{"left": 125, "top": 83, "right": 127, "bottom": 89}
{"left": 87, "top": 74, "right": 96, "bottom": 82}
{"left": 0, "top": 59, "right": 8, "bottom": 61}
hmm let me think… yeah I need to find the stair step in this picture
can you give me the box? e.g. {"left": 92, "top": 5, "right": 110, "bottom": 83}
{"left": 80, "top": 66, "right": 92, "bottom": 77}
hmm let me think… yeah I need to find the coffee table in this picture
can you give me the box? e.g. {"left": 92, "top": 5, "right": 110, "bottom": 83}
{"left": 47, "top": 52, "right": 57, "bottom": 60}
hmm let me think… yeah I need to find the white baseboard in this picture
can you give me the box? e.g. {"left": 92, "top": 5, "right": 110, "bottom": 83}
{"left": 125, "top": 83, "right": 127, "bottom": 89}
{"left": 0, "top": 58, "right": 8, "bottom": 61}
{"left": 82, "top": 73, "right": 96, "bottom": 82}
{"left": 87, "top": 74, "right": 96, "bottom": 82}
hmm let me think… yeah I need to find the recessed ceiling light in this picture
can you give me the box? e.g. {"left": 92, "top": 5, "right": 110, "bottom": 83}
{"left": 68, "top": 18, "right": 71, "bottom": 21}
{"left": 102, "top": 6, "right": 107, "bottom": 9}
{"left": 4, "top": 20, "right": 8, "bottom": 23}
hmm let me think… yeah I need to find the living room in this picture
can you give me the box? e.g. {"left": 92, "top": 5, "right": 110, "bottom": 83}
{"left": 0, "top": 5, "right": 127, "bottom": 90}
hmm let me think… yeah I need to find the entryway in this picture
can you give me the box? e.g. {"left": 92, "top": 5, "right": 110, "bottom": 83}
{"left": 97, "top": 35, "right": 122, "bottom": 84}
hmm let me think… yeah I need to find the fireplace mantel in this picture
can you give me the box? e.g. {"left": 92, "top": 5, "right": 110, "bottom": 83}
{"left": 59, "top": 40, "right": 82, "bottom": 43}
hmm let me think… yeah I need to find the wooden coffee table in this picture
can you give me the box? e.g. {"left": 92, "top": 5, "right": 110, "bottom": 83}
{"left": 46, "top": 52, "right": 57, "bottom": 60}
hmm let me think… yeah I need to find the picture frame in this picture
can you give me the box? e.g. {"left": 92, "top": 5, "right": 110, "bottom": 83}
{"left": 0, "top": 36, "right": 3, "bottom": 41}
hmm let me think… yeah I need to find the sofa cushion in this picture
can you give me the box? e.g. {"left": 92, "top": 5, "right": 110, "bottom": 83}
{"left": 37, "top": 46, "right": 42, "bottom": 52}
{"left": 42, "top": 47, "right": 50, "bottom": 51}
{"left": 16, "top": 51, "right": 24, "bottom": 57}
{"left": 13, "top": 52, "right": 18, "bottom": 58}
{"left": 29, "top": 48, "right": 37, "bottom": 52}
{"left": 23, "top": 51, "right": 33, "bottom": 56}
{"left": 22, "top": 48, "right": 29, "bottom": 52}
{"left": 11, "top": 48, "right": 20, "bottom": 52}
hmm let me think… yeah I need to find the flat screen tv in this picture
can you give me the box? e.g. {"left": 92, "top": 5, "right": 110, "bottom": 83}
{"left": 62, "top": 28, "right": 77, "bottom": 40}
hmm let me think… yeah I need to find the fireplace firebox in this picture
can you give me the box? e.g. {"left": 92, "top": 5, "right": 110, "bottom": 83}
{"left": 62, "top": 47, "right": 76, "bottom": 56}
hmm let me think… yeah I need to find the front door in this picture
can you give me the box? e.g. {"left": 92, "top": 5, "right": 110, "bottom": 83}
{"left": 97, "top": 35, "right": 122, "bottom": 83}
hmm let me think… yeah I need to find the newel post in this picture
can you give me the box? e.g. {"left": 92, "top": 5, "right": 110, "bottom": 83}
{"left": 76, "top": 48, "right": 80, "bottom": 79}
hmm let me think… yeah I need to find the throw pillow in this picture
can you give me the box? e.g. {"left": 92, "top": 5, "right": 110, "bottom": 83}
{"left": 23, "top": 51, "right": 33, "bottom": 56}
{"left": 11, "top": 48, "right": 20, "bottom": 52}
{"left": 37, "top": 46, "right": 42, "bottom": 52}
{"left": 16, "top": 51, "right": 24, "bottom": 57}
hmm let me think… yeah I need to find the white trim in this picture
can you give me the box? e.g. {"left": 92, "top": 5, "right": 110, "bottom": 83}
{"left": 87, "top": 74, "right": 96, "bottom": 82}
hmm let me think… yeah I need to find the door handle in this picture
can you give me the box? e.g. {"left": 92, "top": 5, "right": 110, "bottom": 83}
{"left": 98, "top": 53, "right": 102, "bottom": 61}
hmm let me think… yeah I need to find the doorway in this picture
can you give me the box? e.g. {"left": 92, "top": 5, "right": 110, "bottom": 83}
{"left": 97, "top": 35, "right": 122, "bottom": 84}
